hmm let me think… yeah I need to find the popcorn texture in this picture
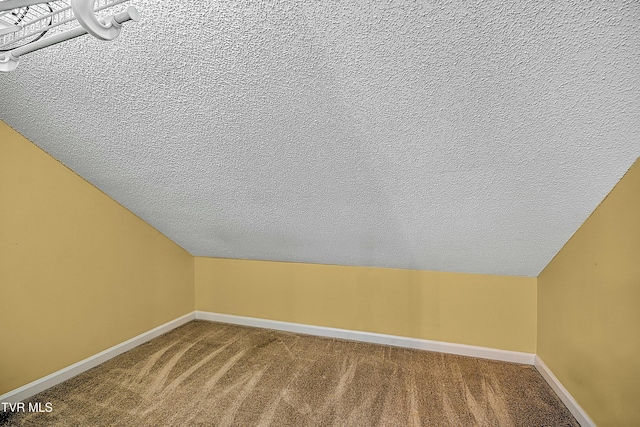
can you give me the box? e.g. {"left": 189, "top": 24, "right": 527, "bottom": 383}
{"left": 1, "top": 0, "right": 639, "bottom": 276}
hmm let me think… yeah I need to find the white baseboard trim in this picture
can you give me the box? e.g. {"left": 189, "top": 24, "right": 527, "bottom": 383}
{"left": 0, "top": 312, "right": 195, "bottom": 404}
{"left": 195, "top": 311, "right": 535, "bottom": 365}
{"left": 534, "top": 356, "right": 596, "bottom": 427}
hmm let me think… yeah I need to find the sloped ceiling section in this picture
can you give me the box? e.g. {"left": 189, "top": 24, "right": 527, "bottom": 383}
{"left": 1, "top": 0, "right": 639, "bottom": 276}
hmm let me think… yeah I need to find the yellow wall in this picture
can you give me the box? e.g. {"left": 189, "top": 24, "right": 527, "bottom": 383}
{"left": 0, "top": 122, "right": 195, "bottom": 395}
{"left": 538, "top": 158, "right": 640, "bottom": 427}
{"left": 195, "top": 257, "right": 537, "bottom": 353}
{"left": 18, "top": 114, "right": 640, "bottom": 423}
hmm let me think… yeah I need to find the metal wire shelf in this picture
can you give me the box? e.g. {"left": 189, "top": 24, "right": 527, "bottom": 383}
{"left": 0, "top": 0, "right": 139, "bottom": 71}
{"left": 1, "top": 0, "right": 131, "bottom": 50}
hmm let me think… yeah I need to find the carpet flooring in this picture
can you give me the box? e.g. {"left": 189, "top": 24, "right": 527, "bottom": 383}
{"left": 2, "top": 321, "right": 579, "bottom": 426}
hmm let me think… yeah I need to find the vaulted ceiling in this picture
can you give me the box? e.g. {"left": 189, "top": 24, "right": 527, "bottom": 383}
{"left": 2, "top": 0, "right": 639, "bottom": 276}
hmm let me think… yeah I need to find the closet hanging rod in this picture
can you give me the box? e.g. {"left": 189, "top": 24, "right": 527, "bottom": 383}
{"left": 0, "top": 0, "right": 140, "bottom": 72}
{"left": 9, "top": 6, "right": 137, "bottom": 56}
{"left": 2, "top": 0, "right": 129, "bottom": 47}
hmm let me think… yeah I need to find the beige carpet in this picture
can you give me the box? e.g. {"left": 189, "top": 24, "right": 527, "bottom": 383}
{"left": 2, "top": 321, "right": 579, "bottom": 426}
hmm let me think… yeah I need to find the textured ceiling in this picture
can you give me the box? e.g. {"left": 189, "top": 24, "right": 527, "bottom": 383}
{"left": 1, "top": 0, "right": 639, "bottom": 276}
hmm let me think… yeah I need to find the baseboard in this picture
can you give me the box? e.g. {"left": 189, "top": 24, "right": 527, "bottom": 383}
{"left": 534, "top": 356, "right": 596, "bottom": 427}
{"left": 5, "top": 309, "right": 587, "bottom": 425}
{"left": 195, "top": 311, "right": 536, "bottom": 365}
{"left": 0, "top": 312, "right": 196, "bottom": 404}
